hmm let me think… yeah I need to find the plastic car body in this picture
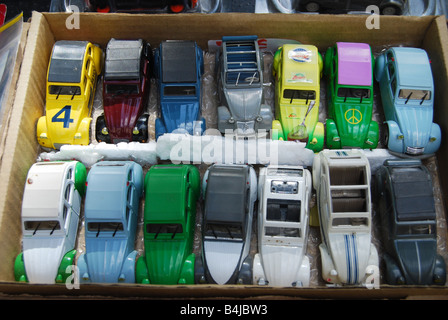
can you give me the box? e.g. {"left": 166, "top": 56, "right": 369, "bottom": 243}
{"left": 136, "top": 164, "right": 200, "bottom": 284}
{"left": 84, "top": 0, "right": 199, "bottom": 13}
{"left": 37, "top": 40, "right": 103, "bottom": 150}
{"left": 375, "top": 47, "right": 441, "bottom": 156}
{"left": 154, "top": 40, "right": 205, "bottom": 139}
{"left": 271, "top": 44, "right": 324, "bottom": 152}
{"left": 324, "top": 42, "right": 379, "bottom": 149}
{"left": 195, "top": 164, "right": 257, "bottom": 285}
{"left": 77, "top": 161, "right": 143, "bottom": 283}
{"left": 253, "top": 165, "right": 312, "bottom": 287}
{"left": 14, "top": 161, "right": 87, "bottom": 284}
{"left": 374, "top": 159, "right": 446, "bottom": 285}
{"left": 300, "top": 0, "right": 404, "bottom": 15}
{"left": 96, "top": 39, "right": 151, "bottom": 144}
{"left": 313, "top": 149, "right": 378, "bottom": 285}
{"left": 216, "top": 35, "right": 273, "bottom": 137}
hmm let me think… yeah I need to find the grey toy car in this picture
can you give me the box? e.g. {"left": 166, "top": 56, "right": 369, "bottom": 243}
{"left": 216, "top": 35, "right": 273, "bottom": 137}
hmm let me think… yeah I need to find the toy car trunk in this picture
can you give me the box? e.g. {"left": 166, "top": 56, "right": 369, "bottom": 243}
{"left": 216, "top": 35, "right": 273, "bottom": 137}
{"left": 313, "top": 149, "right": 379, "bottom": 286}
{"left": 36, "top": 40, "right": 103, "bottom": 150}
{"left": 196, "top": 164, "right": 257, "bottom": 285}
{"left": 154, "top": 40, "right": 205, "bottom": 139}
{"left": 96, "top": 39, "right": 151, "bottom": 144}
{"left": 271, "top": 44, "right": 324, "bottom": 152}
{"left": 14, "top": 161, "right": 87, "bottom": 284}
{"left": 324, "top": 42, "right": 379, "bottom": 150}
{"left": 136, "top": 164, "right": 200, "bottom": 284}
{"left": 374, "top": 159, "right": 446, "bottom": 285}
{"left": 253, "top": 165, "right": 312, "bottom": 287}
{"left": 77, "top": 161, "right": 143, "bottom": 284}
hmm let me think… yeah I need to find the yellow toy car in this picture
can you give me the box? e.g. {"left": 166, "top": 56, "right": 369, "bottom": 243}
{"left": 271, "top": 44, "right": 324, "bottom": 152}
{"left": 37, "top": 41, "right": 103, "bottom": 149}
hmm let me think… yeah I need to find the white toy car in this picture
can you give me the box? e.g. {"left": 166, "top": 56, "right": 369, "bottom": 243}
{"left": 14, "top": 161, "right": 86, "bottom": 284}
{"left": 313, "top": 150, "right": 379, "bottom": 286}
{"left": 195, "top": 164, "right": 257, "bottom": 284}
{"left": 253, "top": 165, "right": 312, "bottom": 287}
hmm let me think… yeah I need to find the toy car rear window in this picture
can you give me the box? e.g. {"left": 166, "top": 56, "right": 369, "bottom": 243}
{"left": 49, "top": 85, "right": 81, "bottom": 96}
{"left": 204, "top": 223, "right": 243, "bottom": 240}
{"left": 396, "top": 223, "right": 436, "bottom": 235}
{"left": 106, "top": 84, "right": 139, "bottom": 95}
{"left": 398, "top": 89, "right": 431, "bottom": 101}
{"left": 225, "top": 71, "right": 260, "bottom": 86}
{"left": 163, "top": 86, "right": 196, "bottom": 96}
{"left": 265, "top": 226, "right": 301, "bottom": 238}
{"left": 337, "top": 87, "right": 371, "bottom": 99}
{"left": 332, "top": 217, "right": 368, "bottom": 227}
{"left": 267, "top": 199, "right": 301, "bottom": 222}
{"left": 24, "top": 220, "right": 61, "bottom": 233}
{"left": 283, "top": 89, "right": 316, "bottom": 101}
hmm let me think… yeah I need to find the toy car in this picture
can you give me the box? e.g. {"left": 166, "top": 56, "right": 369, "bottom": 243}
{"left": 216, "top": 35, "right": 273, "bottom": 137}
{"left": 14, "top": 161, "right": 87, "bottom": 284}
{"left": 374, "top": 159, "right": 446, "bottom": 285}
{"left": 195, "top": 164, "right": 257, "bottom": 284}
{"left": 77, "top": 161, "right": 143, "bottom": 283}
{"left": 271, "top": 44, "right": 324, "bottom": 152}
{"left": 154, "top": 40, "right": 205, "bottom": 139}
{"left": 324, "top": 42, "right": 379, "bottom": 149}
{"left": 300, "top": 0, "right": 404, "bottom": 15}
{"left": 375, "top": 47, "right": 441, "bottom": 156}
{"left": 37, "top": 40, "right": 103, "bottom": 150}
{"left": 95, "top": 39, "right": 151, "bottom": 144}
{"left": 84, "top": 0, "right": 199, "bottom": 13}
{"left": 253, "top": 165, "right": 312, "bottom": 287}
{"left": 136, "top": 164, "right": 200, "bottom": 284}
{"left": 313, "top": 149, "right": 379, "bottom": 285}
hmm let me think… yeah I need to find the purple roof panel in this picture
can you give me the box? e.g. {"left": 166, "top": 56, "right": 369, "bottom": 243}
{"left": 337, "top": 42, "right": 372, "bottom": 87}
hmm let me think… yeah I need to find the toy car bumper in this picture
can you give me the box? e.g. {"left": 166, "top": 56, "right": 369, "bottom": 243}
{"left": 37, "top": 115, "right": 91, "bottom": 149}
{"left": 217, "top": 105, "right": 273, "bottom": 136}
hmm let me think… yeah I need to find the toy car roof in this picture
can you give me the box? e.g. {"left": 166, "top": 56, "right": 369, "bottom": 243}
{"left": 204, "top": 165, "right": 249, "bottom": 226}
{"left": 105, "top": 39, "right": 144, "bottom": 81}
{"left": 337, "top": 42, "right": 372, "bottom": 87}
{"left": 48, "top": 40, "right": 88, "bottom": 83}
{"left": 391, "top": 47, "right": 433, "bottom": 89}
{"left": 281, "top": 44, "right": 320, "bottom": 89}
{"left": 385, "top": 161, "right": 436, "bottom": 222}
{"left": 161, "top": 40, "right": 197, "bottom": 83}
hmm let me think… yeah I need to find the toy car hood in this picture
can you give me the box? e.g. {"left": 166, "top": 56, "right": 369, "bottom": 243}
{"left": 22, "top": 237, "right": 66, "bottom": 284}
{"left": 203, "top": 240, "right": 244, "bottom": 284}
{"left": 223, "top": 87, "right": 263, "bottom": 121}
{"left": 159, "top": 100, "right": 201, "bottom": 134}
{"left": 394, "top": 106, "right": 434, "bottom": 149}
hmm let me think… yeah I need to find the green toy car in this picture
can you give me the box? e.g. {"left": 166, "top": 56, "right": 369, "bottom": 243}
{"left": 135, "top": 164, "right": 200, "bottom": 284}
{"left": 324, "top": 42, "right": 379, "bottom": 149}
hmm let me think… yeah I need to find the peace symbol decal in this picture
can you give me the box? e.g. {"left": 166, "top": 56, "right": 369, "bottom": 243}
{"left": 344, "top": 109, "right": 362, "bottom": 125}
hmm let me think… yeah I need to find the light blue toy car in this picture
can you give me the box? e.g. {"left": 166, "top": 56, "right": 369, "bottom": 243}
{"left": 375, "top": 47, "right": 441, "bottom": 156}
{"left": 77, "top": 161, "right": 143, "bottom": 283}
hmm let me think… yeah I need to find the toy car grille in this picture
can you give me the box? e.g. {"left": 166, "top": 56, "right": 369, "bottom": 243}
{"left": 271, "top": 180, "right": 298, "bottom": 194}
{"left": 406, "top": 146, "right": 424, "bottom": 155}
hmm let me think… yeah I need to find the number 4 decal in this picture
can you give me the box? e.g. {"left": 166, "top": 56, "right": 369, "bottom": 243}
{"left": 52, "top": 105, "right": 74, "bottom": 128}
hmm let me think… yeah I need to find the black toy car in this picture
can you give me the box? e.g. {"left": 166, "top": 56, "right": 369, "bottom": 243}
{"left": 300, "top": 0, "right": 404, "bottom": 15}
{"left": 374, "top": 159, "right": 446, "bottom": 285}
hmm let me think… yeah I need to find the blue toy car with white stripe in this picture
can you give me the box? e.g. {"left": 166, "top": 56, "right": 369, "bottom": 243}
{"left": 77, "top": 161, "right": 143, "bottom": 283}
{"left": 375, "top": 47, "right": 441, "bottom": 156}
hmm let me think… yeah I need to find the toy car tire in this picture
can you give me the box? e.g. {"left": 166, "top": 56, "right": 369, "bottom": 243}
{"left": 133, "top": 114, "right": 149, "bottom": 143}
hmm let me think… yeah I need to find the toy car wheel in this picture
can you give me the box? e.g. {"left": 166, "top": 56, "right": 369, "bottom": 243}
{"left": 382, "top": 123, "right": 390, "bottom": 149}
{"left": 95, "top": 115, "right": 111, "bottom": 143}
{"left": 305, "top": 2, "right": 320, "bottom": 12}
{"left": 133, "top": 114, "right": 149, "bottom": 143}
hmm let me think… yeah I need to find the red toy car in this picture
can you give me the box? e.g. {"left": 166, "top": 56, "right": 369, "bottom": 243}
{"left": 96, "top": 39, "right": 152, "bottom": 144}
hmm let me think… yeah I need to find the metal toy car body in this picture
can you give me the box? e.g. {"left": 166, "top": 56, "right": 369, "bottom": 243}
{"left": 375, "top": 47, "right": 441, "bottom": 156}
{"left": 85, "top": 0, "right": 199, "bottom": 13}
{"left": 271, "top": 44, "right": 324, "bottom": 152}
{"left": 136, "top": 164, "right": 200, "bottom": 284}
{"left": 37, "top": 40, "right": 103, "bottom": 150}
{"left": 313, "top": 149, "right": 379, "bottom": 285}
{"left": 95, "top": 39, "right": 151, "bottom": 144}
{"left": 195, "top": 164, "right": 257, "bottom": 284}
{"left": 14, "top": 161, "right": 87, "bottom": 284}
{"left": 300, "top": 0, "right": 405, "bottom": 15}
{"left": 216, "top": 35, "right": 273, "bottom": 137}
{"left": 374, "top": 159, "right": 446, "bottom": 285}
{"left": 253, "top": 165, "right": 312, "bottom": 287}
{"left": 154, "top": 40, "right": 205, "bottom": 139}
{"left": 77, "top": 161, "right": 143, "bottom": 283}
{"left": 324, "top": 42, "right": 379, "bottom": 149}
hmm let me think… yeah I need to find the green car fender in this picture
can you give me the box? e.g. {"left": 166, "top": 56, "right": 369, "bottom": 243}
{"left": 55, "top": 249, "right": 77, "bottom": 284}
{"left": 271, "top": 120, "right": 284, "bottom": 140}
{"left": 325, "top": 119, "right": 341, "bottom": 149}
{"left": 74, "top": 162, "right": 87, "bottom": 197}
{"left": 14, "top": 252, "right": 28, "bottom": 282}
{"left": 307, "top": 122, "right": 324, "bottom": 153}
{"left": 178, "top": 253, "right": 195, "bottom": 284}
{"left": 135, "top": 255, "right": 150, "bottom": 284}
{"left": 363, "top": 120, "right": 379, "bottom": 149}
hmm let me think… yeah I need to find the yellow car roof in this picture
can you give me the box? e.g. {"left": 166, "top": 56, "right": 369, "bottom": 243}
{"left": 281, "top": 44, "right": 320, "bottom": 89}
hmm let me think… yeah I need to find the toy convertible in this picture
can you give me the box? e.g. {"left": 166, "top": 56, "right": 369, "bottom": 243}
{"left": 96, "top": 39, "right": 151, "bottom": 144}
{"left": 375, "top": 47, "right": 441, "bottom": 156}
{"left": 154, "top": 40, "right": 205, "bottom": 139}
{"left": 374, "top": 159, "right": 446, "bottom": 285}
{"left": 195, "top": 164, "right": 257, "bottom": 284}
{"left": 136, "top": 164, "right": 200, "bottom": 284}
{"left": 313, "top": 149, "right": 379, "bottom": 286}
{"left": 14, "top": 161, "right": 86, "bottom": 284}
{"left": 37, "top": 40, "right": 103, "bottom": 150}
{"left": 253, "top": 165, "right": 312, "bottom": 287}
{"left": 271, "top": 44, "right": 324, "bottom": 152}
{"left": 324, "top": 42, "right": 379, "bottom": 149}
{"left": 77, "top": 161, "right": 143, "bottom": 283}
{"left": 216, "top": 35, "right": 273, "bottom": 136}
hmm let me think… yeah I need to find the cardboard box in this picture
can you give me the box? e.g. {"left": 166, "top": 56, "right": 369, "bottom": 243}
{"left": 1, "top": 11, "right": 448, "bottom": 299}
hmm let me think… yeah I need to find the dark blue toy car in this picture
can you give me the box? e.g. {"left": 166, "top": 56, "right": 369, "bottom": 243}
{"left": 374, "top": 159, "right": 446, "bottom": 285}
{"left": 154, "top": 40, "right": 205, "bottom": 139}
